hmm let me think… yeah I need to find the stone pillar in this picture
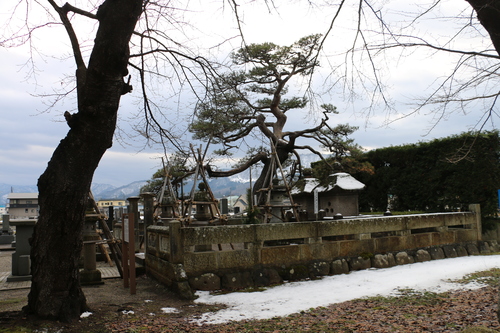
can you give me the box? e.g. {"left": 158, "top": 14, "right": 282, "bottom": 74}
{"left": 107, "top": 206, "right": 114, "bottom": 231}
{"left": 190, "top": 219, "right": 213, "bottom": 252}
{"left": 141, "top": 192, "right": 155, "bottom": 253}
{"left": 0, "top": 214, "right": 15, "bottom": 245}
{"left": 220, "top": 198, "right": 229, "bottom": 215}
{"left": 469, "top": 203, "right": 482, "bottom": 241}
{"left": 169, "top": 220, "right": 183, "bottom": 264}
{"left": 80, "top": 214, "right": 103, "bottom": 285}
{"left": 128, "top": 196, "right": 141, "bottom": 252}
{"left": 7, "top": 219, "right": 35, "bottom": 282}
{"left": 114, "top": 207, "right": 123, "bottom": 241}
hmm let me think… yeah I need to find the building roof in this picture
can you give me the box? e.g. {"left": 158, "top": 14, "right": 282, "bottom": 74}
{"left": 234, "top": 194, "right": 248, "bottom": 206}
{"left": 98, "top": 199, "right": 127, "bottom": 202}
{"left": 7, "top": 193, "right": 39, "bottom": 199}
{"left": 292, "top": 173, "right": 365, "bottom": 194}
{"left": 329, "top": 172, "right": 366, "bottom": 191}
{"left": 225, "top": 195, "right": 240, "bottom": 205}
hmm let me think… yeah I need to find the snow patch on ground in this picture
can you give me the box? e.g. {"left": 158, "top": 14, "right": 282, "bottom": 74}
{"left": 80, "top": 312, "right": 93, "bottom": 318}
{"left": 161, "top": 307, "right": 180, "bottom": 314}
{"left": 191, "top": 255, "right": 500, "bottom": 325}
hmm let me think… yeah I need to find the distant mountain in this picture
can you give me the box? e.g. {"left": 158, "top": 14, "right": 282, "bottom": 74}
{"left": 0, "top": 182, "right": 147, "bottom": 204}
{"left": 0, "top": 154, "right": 324, "bottom": 204}
{"left": 95, "top": 178, "right": 251, "bottom": 200}
{"left": 207, "top": 177, "right": 250, "bottom": 198}
{"left": 91, "top": 183, "right": 117, "bottom": 196}
{"left": 94, "top": 180, "right": 148, "bottom": 200}
{"left": 0, "top": 183, "right": 38, "bottom": 205}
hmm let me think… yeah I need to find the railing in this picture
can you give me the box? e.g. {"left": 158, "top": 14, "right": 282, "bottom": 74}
{"left": 146, "top": 204, "right": 481, "bottom": 276}
{"left": 8, "top": 204, "right": 39, "bottom": 208}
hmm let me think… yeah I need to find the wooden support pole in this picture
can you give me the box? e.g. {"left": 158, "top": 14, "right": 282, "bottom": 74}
{"left": 88, "top": 191, "right": 123, "bottom": 277}
{"left": 121, "top": 206, "right": 137, "bottom": 294}
{"left": 128, "top": 212, "right": 136, "bottom": 295}
{"left": 122, "top": 213, "right": 130, "bottom": 289}
{"left": 127, "top": 196, "right": 140, "bottom": 295}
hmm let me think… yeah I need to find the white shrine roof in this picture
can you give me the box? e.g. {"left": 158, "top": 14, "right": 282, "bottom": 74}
{"left": 292, "top": 173, "right": 365, "bottom": 194}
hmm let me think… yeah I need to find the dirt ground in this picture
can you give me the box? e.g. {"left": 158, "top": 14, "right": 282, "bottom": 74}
{"left": 0, "top": 247, "right": 217, "bottom": 332}
{"left": 1, "top": 274, "right": 500, "bottom": 332}
{"left": 1, "top": 248, "right": 500, "bottom": 332}
{"left": 0, "top": 274, "right": 228, "bottom": 332}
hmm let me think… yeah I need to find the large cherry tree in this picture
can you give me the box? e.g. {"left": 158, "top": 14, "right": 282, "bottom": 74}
{"left": 22, "top": 0, "right": 143, "bottom": 321}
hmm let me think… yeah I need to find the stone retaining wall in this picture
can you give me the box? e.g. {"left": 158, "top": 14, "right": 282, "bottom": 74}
{"left": 145, "top": 205, "right": 484, "bottom": 299}
{"left": 188, "top": 240, "right": 498, "bottom": 293}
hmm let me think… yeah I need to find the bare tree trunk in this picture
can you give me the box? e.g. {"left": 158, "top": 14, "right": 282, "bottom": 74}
{"left": 24, "top": 0, "right": 143, "bottom": 322}
{"left": 458, "top": 0, "right": 500, "bottom": 321}
{"left": 466, "top": 0, "right": 500, "bottom": 56}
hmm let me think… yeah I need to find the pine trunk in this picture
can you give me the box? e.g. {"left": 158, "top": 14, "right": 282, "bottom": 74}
{"left": 24, "top": 0, "right": 143, "bottom": 322}
{"left": 253, "top": 142, "right": 292, "bottom": 206}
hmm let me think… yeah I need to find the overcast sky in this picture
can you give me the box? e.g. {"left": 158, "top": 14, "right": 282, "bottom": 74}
{"left": 0, "top": 0, "right": 496, "bottom": 187}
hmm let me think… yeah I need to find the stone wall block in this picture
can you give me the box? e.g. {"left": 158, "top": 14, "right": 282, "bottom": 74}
{"left": 222, "top": 272, "right": 253, "bottom": 291}
{"left": 429, "top": 247, "right": 445, "bottom": 260}
{"left": 176, "top": 281, "right": 195, "bottom": 300}
{"left": 280, "top": 264, "right": 309, "bottom": 281}
{"left": 488, "top": 241, "right": 499, "bottom": 252}
{"left": 331, "top": 259, "right": 349, "bottom": 275}
{"left": 252, "top": 268, "right": 282, "bottom": 287}
{"left": 478, "top": 241, "right": 491, "bottom": 254}
{"left": 251, "top": 269, "right": 269, "bottom": 287}
{"left": 387, "top": 253, "right": 396, "bottom": 267}
{"left": 466, "top": 243, "right": 479, "bottom": 255}
{"left": 173, "top": 263, "right": 188, "bottom": 282}
{"left": 443, "top": 245, "right": 458, "bottom": 258}
{"left": 349, "top": 257, "right": 371, "bottom": 271}
{"left": 415, "top": 249, "right": 431, "bottom": 262}
{"left": 189, "top": 273, "right": 221, "bottom": 291}
{"left": 310, "top": 261, "right": 330, "bottom": 277}
{"left": 456, "top": 245, "right": 468, "bottom": 257}
{"left": 265, "top": 268, "right": 283, "bottom": 285}
{"left": 395, "top": 252, "right": 413, "bottom": 265}
{"left": 372, "top": 254, "right": 389, "bottom": 268}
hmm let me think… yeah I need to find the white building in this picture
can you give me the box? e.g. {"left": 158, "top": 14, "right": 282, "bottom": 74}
{"left": 6, "top": 193, "right": 39, "bottom": 219}
{"left": 232, "top": 195, "right": 248, "bottom": 214}
{"left": 292, "top": 173, "right": 365, "bottom": 219}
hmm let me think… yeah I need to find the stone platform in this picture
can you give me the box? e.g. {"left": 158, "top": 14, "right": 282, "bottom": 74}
{"left": 0, "top": 249, "right": 121, "bottom": 291}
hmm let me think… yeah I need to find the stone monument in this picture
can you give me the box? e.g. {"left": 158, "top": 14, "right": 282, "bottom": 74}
{"left": 7, "top": 219, "right": 35, "bottom": 282}
{"left": 0, "top": 214, "right": 15, "bottom": 245}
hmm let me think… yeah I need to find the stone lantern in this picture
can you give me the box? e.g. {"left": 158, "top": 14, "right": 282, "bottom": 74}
{"left": 194, "top": 183, "right": 212, "bottom": 221}
{"left": 80, "top": 213, "right": 103, "bottom": 285}
{"left": 269, "top": 179, "right": 288, "bottom": 223}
